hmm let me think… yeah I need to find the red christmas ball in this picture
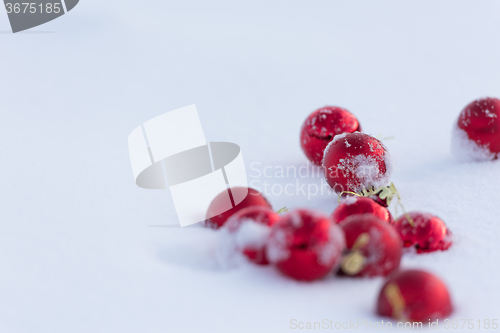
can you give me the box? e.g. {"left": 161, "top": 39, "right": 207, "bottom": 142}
{"left": 205, "top": 187, "right": 272, "bottom": 229}
{"left": 323, "top": 132, "right": 392, "bottom": 194}
{"left": 393, "top": 212, "right": 452, "bottom": 253}
{"left": 300, "top": 106, "right": 361, "bottom": 166}
{"left": 452, "top": 97, "right": 500, "bottom": 161}
{"left": 267, "top": 209, "right": 345, "bottom": 281}
{"left": 224, "top": 206, "right": 281, "bottom": 265}
{"left": 339, "top": 214, "right": 402, "bottom": 277}
{"left": 377, "top": 269, "right": 453, "bottom": 322}
{"left": 332, "top": 197, "right": 394, "bottom": 224}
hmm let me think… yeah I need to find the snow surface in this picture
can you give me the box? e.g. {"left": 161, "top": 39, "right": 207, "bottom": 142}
{"left": 1, "top": 1, "right": 500, "bottom": 332}
{"left": 318, "top": 224, "right": 346, "bottom": 267}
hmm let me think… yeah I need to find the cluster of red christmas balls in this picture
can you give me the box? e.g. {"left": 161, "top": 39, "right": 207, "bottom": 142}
{"left": 202, "top": 97, "right": 500, "bottom": 323}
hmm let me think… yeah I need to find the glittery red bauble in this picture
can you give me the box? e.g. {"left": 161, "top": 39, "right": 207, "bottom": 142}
{"left": 339, "top": 214, "right": 401, "bottom": 277}
{"left": 323, "top": 132, "right": 392, "bottom": 194}
{"left": 377, "top": 270, "right": 453, "bottom": 322}
{"left": 266, "top": 209, "right": 345, "bottom": 281}
{"left": 454, "top": 97, "right": 500, "bottom": 160}
{"left": 300, "top": 106, "right": 361, "bottom": 166}
{"left": 393, "top": 212, "right": 452, "bottom": 253}
{"left": 224, "top": 206, "right": 280, "bottom": 265}
{"left": 332, "top": 197, "right": 393, "bottom": 224}
{"left": 205, "top": 187, "right": 272, "bottom": 229}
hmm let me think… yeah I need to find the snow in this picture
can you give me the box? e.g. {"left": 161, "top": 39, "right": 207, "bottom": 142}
{"left": 355, "top": 155, "right": 384, "bottom": 187}
{"left": 362, "top": 227, "right": 393, "bottom": 277}
{"left": 451, "top": 123, "right": 496, "bottom": 161}
{"left": 343, "top": 195, "right": 359, "bottom": 205}
{"left": 213, "top": 217, "right": 271, "bottom": 268}
{"left": 338, "top": 151, "right": 392, "bottom": 190}
{"left": 234, "top": 219, "right": 271, "bottom": 249}
{"left": 215, "top": 227, "right": 246, "bottom": 269}
{"left": 1, "top": 1, "right": 500, "bottom": 332}
{"left": 266, "top": 228, "right": 290, "bottom": 263}
{"left": 382, "top": 142, "right": 395, "bottom": 185}
{"left": 317, "top": 224, "right": 346, "bottom": 267}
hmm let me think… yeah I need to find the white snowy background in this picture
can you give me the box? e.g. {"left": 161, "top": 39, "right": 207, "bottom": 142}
{"left": 1, "top": 1, "right": 500, "bottom": 332}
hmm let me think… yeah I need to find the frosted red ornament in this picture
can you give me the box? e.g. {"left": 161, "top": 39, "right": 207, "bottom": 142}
{"left": 393, "top": 211, "right": 452, "bottom": 253}
{"left": 267, "top": 209, "right": 345, "bottom": 281}
{"left": 339, "top": 214, "right": 402, "bottom": 277}
{"left": 332, "top": 197, "right": 393, "bottom": 224}
{"left": 452, "top": 97, "right": 500, "bottom": 161}
{"left": 377, "top": 269, "right": 453, "bottom": 322}
{"left": 300, "top": 106, "right": 361, "bottom": 166}
{"left": 323, "top": 132, "right": 392, "bottom": 194}
{"left": 205, "top": 187, "right": 272, "bottom": 229}
{"left": 224, "top": 206, "right": 280, "bottom": 265}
